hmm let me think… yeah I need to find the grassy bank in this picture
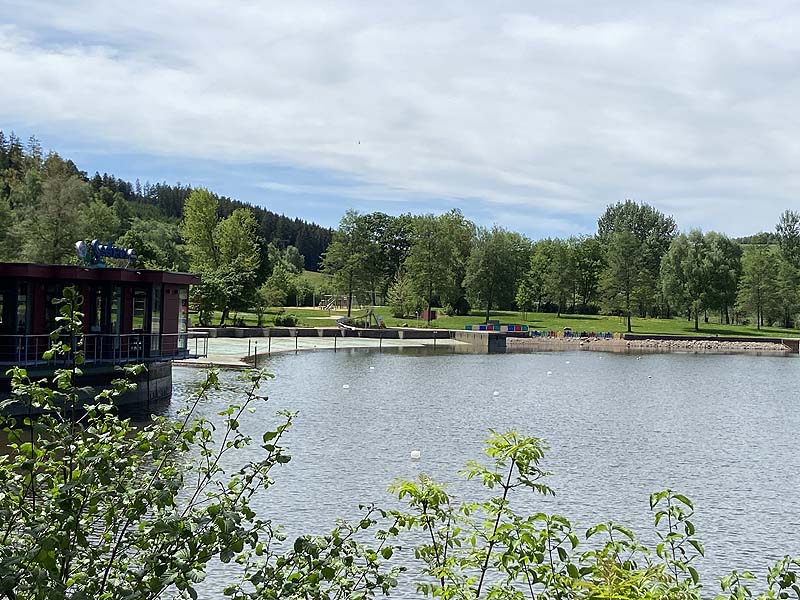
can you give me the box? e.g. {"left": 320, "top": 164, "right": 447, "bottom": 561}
{"left": 203, "top": 307, "right": 800, "bottom": 338}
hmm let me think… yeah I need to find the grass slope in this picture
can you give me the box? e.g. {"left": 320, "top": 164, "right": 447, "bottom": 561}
{"left": 301, "top": 270, "right": 331, "bottom": 285}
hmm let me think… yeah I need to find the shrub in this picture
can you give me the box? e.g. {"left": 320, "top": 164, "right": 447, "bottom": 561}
{"left": 387, "top": 271, "right": 421, "bottom": 318}
{"left": 0, "top": 288, "right": 399, "bottom": 598}
{"left": 274, "top": 313, "right": 299, "bottom": 327}
{"left": 443, "top": 296, "right": 470, "bottom": 316}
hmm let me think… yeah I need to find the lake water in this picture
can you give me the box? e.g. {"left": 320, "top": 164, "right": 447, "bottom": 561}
{"left": 166, "top": 348, "right": 800, "bottom": 596}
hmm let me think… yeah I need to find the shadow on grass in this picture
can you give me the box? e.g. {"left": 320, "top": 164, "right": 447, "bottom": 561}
{"left": 558, "top": 314, "right": 603, "bottom": 321}
{"left": 662, "top": 326, "right": 781, "bottom": 337}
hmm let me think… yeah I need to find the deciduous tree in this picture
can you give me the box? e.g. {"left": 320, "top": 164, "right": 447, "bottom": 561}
{"left": 215, "top": 208, "right": 262, "bottom": 324}
{"left": 463, "top": 226, "right": 530, "bottom": 323}
{"left": 322, "top": 210, "right": 374, "bottom": 317}
{"left": 776, "top": 209, "right": 800, "bottom": 268}
{"left": 598, "top": 200, "right": 677, "bottom": 316}
{"left": 601, "top": 231, "right": 645, "bottom": 332}
{"left": 660, "top": 230, "right": 710, "bottom": 331}
{"left": 705, "top": 232, "right": 742, "bottom": 324}
{"left": 182, "top": 188, "right": 220, "bottom": 271}
{"left": 736, "top": 245, "right": 779, "bottom": 329}
{"left": 543, "top": 238, "right": 575, "bottom": 317}
{"left": 516, "top": 241, "right": 551, "bottom": 315}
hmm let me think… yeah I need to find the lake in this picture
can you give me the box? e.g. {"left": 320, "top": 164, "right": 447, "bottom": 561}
{"left": 167, "top": 347, "right": 800, "bottom": 596}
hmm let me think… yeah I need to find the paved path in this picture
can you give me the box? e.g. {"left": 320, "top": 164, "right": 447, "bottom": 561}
{"left": 176, "top": 335, "right": 462, "bottom": 368}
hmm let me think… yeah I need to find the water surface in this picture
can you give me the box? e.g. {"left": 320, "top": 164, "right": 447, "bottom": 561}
{"left": 168, "top": 348, "right": 800, "bottom": 595}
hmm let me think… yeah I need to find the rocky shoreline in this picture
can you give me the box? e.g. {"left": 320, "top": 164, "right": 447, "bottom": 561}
{"left": 507, "top": 336, "right": 790, "bottom": 354}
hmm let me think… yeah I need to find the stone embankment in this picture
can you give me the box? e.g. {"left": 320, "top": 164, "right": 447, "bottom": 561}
{"left": 507, "top": 336, "right": 790, "bottom": 354}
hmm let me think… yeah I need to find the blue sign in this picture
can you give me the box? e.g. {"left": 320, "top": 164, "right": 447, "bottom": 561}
{"left": 75, "top": 240, "right": 137, "bottom": 268}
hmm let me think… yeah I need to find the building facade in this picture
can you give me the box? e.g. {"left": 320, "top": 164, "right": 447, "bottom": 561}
{"left": 0, "top": 263, "right": 206, "bottom": 410}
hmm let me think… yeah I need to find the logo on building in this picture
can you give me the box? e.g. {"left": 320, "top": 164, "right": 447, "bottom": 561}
{"left": 75, "top": 240, "right": 137, "bottom": 268}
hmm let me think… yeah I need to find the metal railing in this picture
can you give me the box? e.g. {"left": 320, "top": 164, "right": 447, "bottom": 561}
{"left": 0, "top": 332, "right": 209, "bottom": 368}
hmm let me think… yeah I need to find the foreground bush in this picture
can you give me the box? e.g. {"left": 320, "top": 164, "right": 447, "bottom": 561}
{"left": 0, "top": 289, "right": 400, "bottom": 599}
{"left": 273, "top": 313, "right": 300, "bottom": 327}
{"left": 0, "top": 289, "right": 797, "bottom": 599}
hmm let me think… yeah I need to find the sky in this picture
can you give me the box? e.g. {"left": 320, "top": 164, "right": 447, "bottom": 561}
{"left": 1, "top": 0, "right": 799, "bottom": 238}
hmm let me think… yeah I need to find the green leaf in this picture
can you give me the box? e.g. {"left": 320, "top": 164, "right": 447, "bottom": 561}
{"left": 567, "top": 564, "right": 580, "bottom": 579}
{"left": 689, "top": 566, "right": 699, "bottom": 585}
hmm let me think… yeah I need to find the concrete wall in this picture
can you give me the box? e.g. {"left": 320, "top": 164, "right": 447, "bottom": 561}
{"left": 1, "top": 360, "right": 174, "bottom": 416}
{"left": 622, "top": 333, "right": 786, "bottom": 343}
{"left": 623, "top": 332, "right": 800, "bottom": 352}
{"left": 123, "top": 360, "right": 173, "bottom": 408}
{"left": 782, "top": 339, "right": 800, "bottom": 353}
{"left": 453, "top": 331, "right": 507, "bottom": 353}
{"left": 191, "top": 327, "right": 452, "bottom": 340}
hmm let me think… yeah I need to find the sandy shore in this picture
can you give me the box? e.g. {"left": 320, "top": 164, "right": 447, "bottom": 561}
{"left": 507, "top": 336, "right": 790, "bottom": 354}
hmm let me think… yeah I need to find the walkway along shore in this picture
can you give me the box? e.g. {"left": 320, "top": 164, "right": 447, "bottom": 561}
{"left": 176, "top": 327, "right": 797, "bottom": 368}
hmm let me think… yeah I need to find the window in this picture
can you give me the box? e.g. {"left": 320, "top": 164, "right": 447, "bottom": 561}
{"left": 111, "top": 286, "right": 122, "bottom": 351}
{"left": 132, "top": 289, "right": 147, "bottom": 331}
{"left": 16, "top": 282, "right": 29, "bottom": 334}
{"left": 178, "top": 287, "right": 188, "bottom": 350}
{"left": 90, "top": 286, "right": 104, "bottom": 333}
{"left": 45, "top": 284, "right": 65, "bottom": 332}
{"left": 150, "top": 285, "right": 161, "bottom": 354}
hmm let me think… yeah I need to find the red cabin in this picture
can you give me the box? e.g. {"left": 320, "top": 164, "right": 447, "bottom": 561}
{"left": 0, "top": 263, "right": 204, "bottom": 368}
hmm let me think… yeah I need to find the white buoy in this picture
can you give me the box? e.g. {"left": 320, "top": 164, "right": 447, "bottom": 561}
{"left": 493, "top": 391, "right": 500, "bottom": 396}
{"left": 410, "top": 450, "right": 421, "bottom": 461}
{"left": 547, "top": 371, "right": 553, "bottom": 376}
{"left": 342, "top": 384, "right": 350, "bottom": 389}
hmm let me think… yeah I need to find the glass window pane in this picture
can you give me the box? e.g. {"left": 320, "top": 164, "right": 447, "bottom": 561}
{"left": 133, "top": 289, "right": 147, "bottom": 331}
{"left": 151, "top": 285, "right": 161, "bottom": 353}
{"left": 91, "top": 287, "right": 103, "bottom": 333}
{"left": 179, "top": 288, "right": 188, "bottom": 350}
{"left": 17, "top": 282, "right": 29, "bottom": 334}
{"left": 111, "top": 286, "right": 121, "bottom": 351}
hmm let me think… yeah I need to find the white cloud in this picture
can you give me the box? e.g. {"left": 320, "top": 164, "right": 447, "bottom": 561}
{"left": 1, "top": 1, "right": 800, "bottom": 235}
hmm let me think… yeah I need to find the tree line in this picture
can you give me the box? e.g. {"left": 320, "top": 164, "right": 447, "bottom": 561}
{"left": 3, "top": 131, "right": 799, "bottom": 331}
{"left": 0, "top": 131, "right": 333, "bottom": 271}
{"left": 323, "top": 203, "right": 800, "bottom": 331}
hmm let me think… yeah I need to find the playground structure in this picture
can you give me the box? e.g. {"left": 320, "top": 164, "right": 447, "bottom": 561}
{"left": 319, "top": 294, "right": 348, "bottom": 310}
{"left": 336, "top": 308, "right": 386, "bottom": 330}
{"left": 318, "top": 292, "right": 387, "bottom": 312}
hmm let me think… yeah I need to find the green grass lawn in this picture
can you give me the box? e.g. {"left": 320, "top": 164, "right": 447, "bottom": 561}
{"left": 199, "top": 306, "right": 800, "bottom": 338}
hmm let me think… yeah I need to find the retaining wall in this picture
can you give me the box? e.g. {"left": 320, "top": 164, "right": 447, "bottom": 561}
{"left": 453, "top": 331, "right": 507, "bottom": 353}
{"left": 191, "top": 327, "right": 452, "bottom": 340}
{"left": 1, "top": 360, "right": 173, "bottom": 416}
{"left": 622, "top": 332, "right": 800, "bottom": 353}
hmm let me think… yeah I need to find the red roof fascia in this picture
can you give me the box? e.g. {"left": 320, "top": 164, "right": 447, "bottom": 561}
{"left": 0, "top": 263, "right": 201, "bottom": 286}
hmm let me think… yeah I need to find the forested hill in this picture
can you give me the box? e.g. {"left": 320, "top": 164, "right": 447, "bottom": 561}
{"left": 0, "top": 131, "right": 333, "bottom": 270}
